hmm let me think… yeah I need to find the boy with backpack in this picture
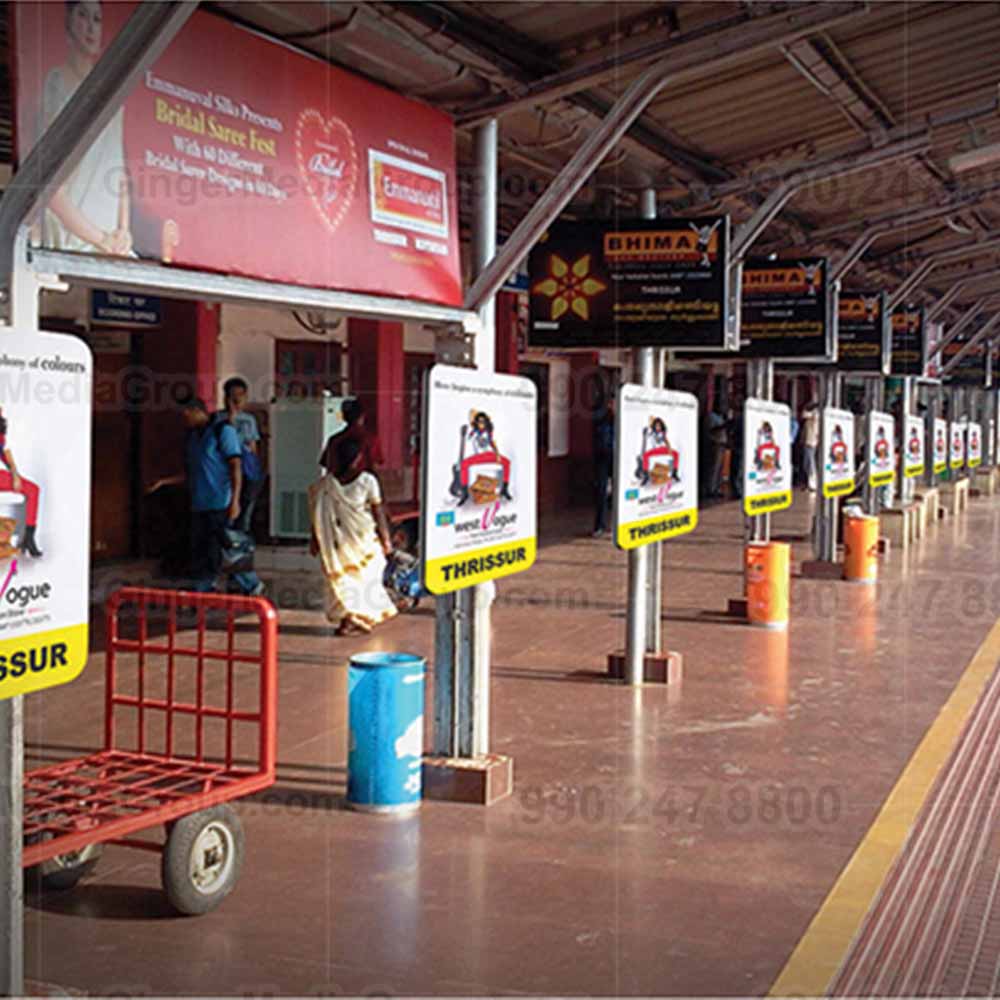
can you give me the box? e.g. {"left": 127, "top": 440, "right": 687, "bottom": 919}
{"left": 218, "top": 376, "right": 264, "bottom": 534}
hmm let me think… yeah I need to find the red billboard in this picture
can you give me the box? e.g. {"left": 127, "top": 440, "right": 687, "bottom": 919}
{"left": 13, "top": 2, "right": 462, "bottom": 306}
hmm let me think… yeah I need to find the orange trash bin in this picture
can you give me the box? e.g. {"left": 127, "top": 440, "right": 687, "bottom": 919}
{"left": 843, "top": 513, "right": 879, "bottom": 584}
{"left": 745, "top": 541, "right": 790, "bottom": 630}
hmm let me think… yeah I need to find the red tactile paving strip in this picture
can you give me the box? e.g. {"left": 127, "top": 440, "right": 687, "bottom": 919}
{"left": 830, "top": 659, "right": 1000, "bottom": 996}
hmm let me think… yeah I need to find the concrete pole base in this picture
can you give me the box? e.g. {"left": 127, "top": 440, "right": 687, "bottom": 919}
{"left": 421, "top": 753, "right": 513, "bottom": 806}
{"left": 606, "top": 650, "right": 683, "bottom": 685}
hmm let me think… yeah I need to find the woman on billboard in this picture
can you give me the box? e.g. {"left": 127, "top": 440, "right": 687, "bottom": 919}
{"left": 0, "top": 410, "right": 44, "bottom": 558}
{"left": 38, "top": 1, "right": 132, "bottom": 255}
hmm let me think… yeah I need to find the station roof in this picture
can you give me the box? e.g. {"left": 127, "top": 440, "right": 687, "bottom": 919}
{"left": 4, "top": 1, "right": 1000, "bottom": 311}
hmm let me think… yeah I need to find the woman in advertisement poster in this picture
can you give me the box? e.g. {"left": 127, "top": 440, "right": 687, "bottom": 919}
{"left": 636, "top": 417, "right": 680, "bottom": 486}
{"left": 308, "top": 437, "right": 397, "bottom": 635}
{"left": 0, "top": 410, "right": 44, "bottom": 558}
{"left": 37, "top": 1, "right": 133, "bottom": 255}
{"left": 453, "top": 411, "right": 513, "bottom": 505}
{"left": 754, "top": 421, "right": 781, "bottom": 481}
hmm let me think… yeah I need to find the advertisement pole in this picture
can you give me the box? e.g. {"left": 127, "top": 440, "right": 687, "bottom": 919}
{"left": 901, "top": 377, "right": 914, "bottom": 505}
{"left": 641, "top": 189, "right": 663, "bottom": 659}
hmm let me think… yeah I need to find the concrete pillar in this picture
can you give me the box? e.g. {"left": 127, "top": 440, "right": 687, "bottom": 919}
{"left": 348, "top": 318, "right": 405, "bottom": 470}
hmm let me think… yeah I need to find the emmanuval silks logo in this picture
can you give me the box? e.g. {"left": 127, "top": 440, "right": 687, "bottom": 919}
{"left": 532, "top": 253, "right": 607, "bottom": 321}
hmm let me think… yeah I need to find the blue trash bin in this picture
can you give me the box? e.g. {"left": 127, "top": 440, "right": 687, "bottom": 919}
{"left": 347, "top": 652, "right": 426, "bottom": 814}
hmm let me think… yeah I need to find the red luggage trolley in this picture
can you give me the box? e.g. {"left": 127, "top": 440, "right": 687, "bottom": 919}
{"left": 22, "top": 588, "right": 278, "bottom": 915}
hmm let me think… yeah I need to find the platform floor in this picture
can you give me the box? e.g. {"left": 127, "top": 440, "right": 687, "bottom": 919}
{"left": 21, "top": 492, "right": 1000, "bottom": 996}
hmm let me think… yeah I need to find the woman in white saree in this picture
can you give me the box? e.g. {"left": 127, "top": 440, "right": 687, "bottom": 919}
{"left": 309, "top": 437, "right": 398, "bottom": 635}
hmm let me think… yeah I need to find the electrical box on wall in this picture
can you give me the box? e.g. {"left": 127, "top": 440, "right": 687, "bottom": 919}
{"left": 269, "top": 397, "right": 349, "bottom": 539}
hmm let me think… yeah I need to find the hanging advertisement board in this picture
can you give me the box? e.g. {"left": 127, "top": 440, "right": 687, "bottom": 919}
{"left": 890, "top": 306, "right": 927, "bottom": 377}
{"left": 420, "top": 365, "right": 537, "bottom": 594}
{"left": 941, "top": 331, "right": 992, "bottom": 388}
{"left": 867, "top": 411, "right": 896, "bottom": 489}
{"left": 903, "top": 414, "right": 925, "bottom": 479}
{"left": 950, "top": 422, "right": 966, "bottom": 471}
{"left": 742, "top": 398, "right": 792, "bottom": 516}
{"left": 0, "top": 328, "right": 92, "bottom": 701}
{"left": 968, "top": 422, "right": 983, "bottom": 468}
{"left": 738, "top": 257, "right": 831, "bottom": 360}
{"left": 821, "top": 407, "right": 855, "bottom": 499}
{"left": 14, "top": 3, "right": 462, "bottom": 306}
{"left": 613, "top": 385, "right": 698, "bottom": 549}
{"left": 933, "top": 417, "right": 948, "bottom": 475}
{"left": 837, "top": 292, "right": 890, "bottom": 374}
{"left": 528, "top": 217, "right": 732, "bottom": 349}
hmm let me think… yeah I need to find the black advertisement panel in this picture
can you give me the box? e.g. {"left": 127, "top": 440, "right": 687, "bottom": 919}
{"left": 890, "top": 306, "right": 927, "bottom": 377}
{"left": 738, "top": 257, "right": 830, "bottom": 359}
{"left": 942, "top": 327, "right": 992, "bottom": 387}
{"left": 838, "top": 291, "right": 890, "bottom": 374}
{"left": 528, "top": 217, "right": 730, "bottom": 349}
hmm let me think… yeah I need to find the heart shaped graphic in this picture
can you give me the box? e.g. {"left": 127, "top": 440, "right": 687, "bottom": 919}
{"left": 295, "top": 109, "right": 359, "bottom": 235}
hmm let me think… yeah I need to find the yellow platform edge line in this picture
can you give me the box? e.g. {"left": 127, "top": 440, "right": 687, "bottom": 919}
{"left": 768, "top": 614, "right": 1000, "bottom": 998}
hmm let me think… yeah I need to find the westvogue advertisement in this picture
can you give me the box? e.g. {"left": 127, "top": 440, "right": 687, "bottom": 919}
{"left": 821, "top": 407, "right": 855, "bottom": 499}
{"left": 0, "top": 329, "right": 92, "bottom": 701}
{"left": 742, "top": 398, "right": 792, "bottom": 516}
{"left": 903, "top": 414, "right": 925, "bottom": 479}
{"left": 867, "top": 411, "right": 896, "bottom": 489}
{"left": 613, "top": 385, "right": 698, "bottom": 550}
{"left": 933, "top": 417, "right": 948, "bottom": 475}
{"left": 421, "top": 365, "right": 537, "bottom": 595}
{"left": 14, "top": 3, "right": 461, "bottom": 305}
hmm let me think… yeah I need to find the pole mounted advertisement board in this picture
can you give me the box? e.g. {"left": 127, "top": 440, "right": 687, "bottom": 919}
{"left": 743, "top": 398, "right": 792, "bottom": 516}
{"left": 950, "top": 422, "right": 966, "bottom": 471}
{"left": 528, "top": 217, "right": 732, "bottom": 349}
{"left": 941, "top": 331, "right": 992, "bottom": 388}
{"left": 968, "top": 422, "right": 983, "bottom": 468}
{"left": 613, "top": 384, "right": 698, "bottom": 549}
{"left": 420, "top": 365, "right": 537, "bottom": 595}
{"left": 933, "top": 417, "right": 948, "bottom": 475}
{"left": 0, "top": 328, "right": 92, "bottom": 702}
{"left": 838, "top": 291, "right": 890, "bottom": 374}
{"left": 738, "top": 257, "right": 831, "bottom": 361}
{"left": 891, "top": 306, "right": 927, "bottom": 377}
{"left": 15, "top": 2, "right": 462, "bottom": 306}
{"left": 903, "top": 414, "right": 925, "bottom": 479}
{"left": 821, "top": 407, "right": 855, "bottom": 499}
{"left": 867, "top": 411, "right": 896, "bottom": 489}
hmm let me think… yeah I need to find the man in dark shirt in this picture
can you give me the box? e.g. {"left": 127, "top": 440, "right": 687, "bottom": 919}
{"left": 319, "top": 398, "right": 384, "bottom": 475}
{"left": 592, "top": 397, "right": 615, "bottom": 537}
{"left": 148, "top": 399, "right": 264, "bottom": 595}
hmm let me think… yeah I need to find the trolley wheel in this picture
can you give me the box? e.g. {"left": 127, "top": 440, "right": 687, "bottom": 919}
{"left": 161, "top": 805, "right": 244, "bottom": 916}
{"left": 28, "top": 842, "right": 103, "bottom": 892}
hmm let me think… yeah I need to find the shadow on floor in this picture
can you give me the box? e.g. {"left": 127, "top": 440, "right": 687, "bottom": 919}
{"left": 25, "top": 884, "right": 176, "bottom": 921}
{"left": 492, "top": 665, "right": 616, "bottom": 685}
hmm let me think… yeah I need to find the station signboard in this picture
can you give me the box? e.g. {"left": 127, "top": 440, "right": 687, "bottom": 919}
{"left": 738, "top": 257, "right": 831, "bottom": 361}
{"left": 941, "top": 330, "right": 992, "bottom": 388}
{"left": 15, "top": 2, "right": 462, "bottom": 306}
{"left": 950, "top": 422, "right": 966, "bottom": 471}
{"left": 867, "top": 411, "right": 896, "bottom": 489}
{"left": 528, "top": 217, "right": 732, "bottom": 349}
{"left": 968, "top": 422, "right": 983, "bottom": 468}
{"left": 837, "top": 291, "right": 890, "bottom": 374}
{"left": 420, "top": 365, "right": 537, "bottom": 594}
{"left": 821, "top": 407, "right": 855, "bottom": 499}
{"left": 933, "top": 418, "right": 948, "bottom": 475}
{"left": 903, "top": 414, "right": 925, "bottom": 479}
{"left": 613, "top": 385, "right": 698, "bottom": 549}
{"left": 0, "top": 328, "right": 92, "bottom": 702}
{"left": 742, "top": 398, "right": 792, "bottom": 516}
{"left": 890, "top": 306, "right": 927, "bottom": 377}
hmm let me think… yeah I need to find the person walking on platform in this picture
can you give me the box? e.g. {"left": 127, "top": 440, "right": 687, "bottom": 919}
{"left": 217, "top": 376, "right": 264, "bottom": 534}
{"left": 147, "top": 398, "right": 264, "bottom": 596}
{"left": 801, "top": 400, "right": 819, "bottom": 492}
{"left": 728, "top": 399, "right": 745, "bottom": 499}
{"left": 592, "top": 396, "right": 614, "bottom": 536}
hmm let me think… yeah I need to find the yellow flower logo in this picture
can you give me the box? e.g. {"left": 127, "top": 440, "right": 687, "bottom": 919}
{"left": 532, "top": 254, "right": 607, "bottom": 321}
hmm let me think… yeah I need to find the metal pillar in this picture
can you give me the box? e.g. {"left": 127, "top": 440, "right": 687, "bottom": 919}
{"left": 815, "top": 371, "right": 842, "bottom": 561}
{"left": 900, "top": 377, "right": 915, "bottom": 504}
{"left": 747, "top": 359, "right": 774, "bottom": 543}
{"left": 433, "top": 119, "right": 498, "bottom": 756}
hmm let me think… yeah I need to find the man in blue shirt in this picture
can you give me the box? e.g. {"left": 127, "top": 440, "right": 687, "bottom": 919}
{"left": 150, "top": 398, "right": 263, "bottom": 595}
{"left": 217, "top": 377, "right": 263, "bottom": 534}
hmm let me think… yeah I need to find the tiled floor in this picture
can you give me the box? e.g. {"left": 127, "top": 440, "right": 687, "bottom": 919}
{"left": 21, "top": 492, "right": 1000, "bottom": 996}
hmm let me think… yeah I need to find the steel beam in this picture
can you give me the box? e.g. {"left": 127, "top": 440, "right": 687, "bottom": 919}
{"left": 730, "top": 133, "right": 929, "bottom": 262}
{"left": 887, "top": 234, "right": 1000, "bottom": 312}
{"left": 933, "top": 297, "right": 993, "bottom": 356}
{"left": 926, "top": 268, "right": 1000, "bottom": 323}
{"left": 457, "top": 3, "right": 868, "bottom": 126}
{"left": 0, "top": 2, "right": 198, "bottom": 298}
{"left": 464, "top": 3, "right": 874, "bottom": 313}
{"left": 940, "top": 314, "right": 1000, "bottom": 378}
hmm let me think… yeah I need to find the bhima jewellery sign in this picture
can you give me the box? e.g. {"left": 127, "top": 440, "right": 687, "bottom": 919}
{"left": 0, "top": 328, "right": 92, "bottom": 701}
{"left": 421, "top": 365, "right": 537, "bottom": 595}
{"left": 528, "top": 218, "right": 731, "bottom": 349}
{"left": 15, "top": 2, "right": 461, "bottom": 305}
